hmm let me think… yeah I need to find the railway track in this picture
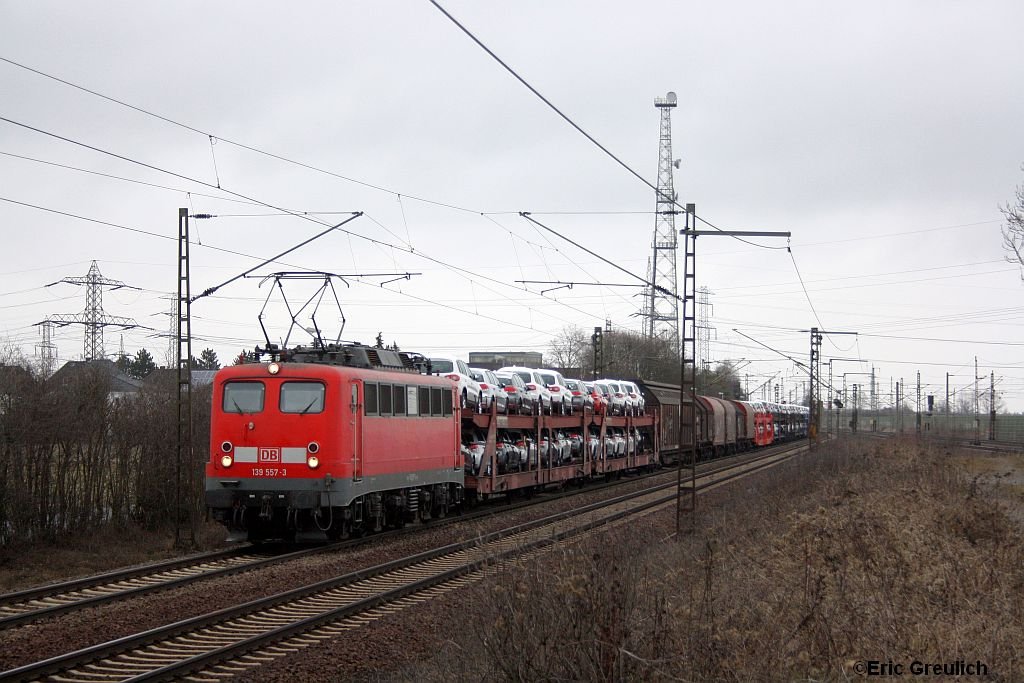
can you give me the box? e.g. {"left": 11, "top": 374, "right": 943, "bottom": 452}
{"left": 0, "top": 545, "right": 313, "bottom": 631}
{"left": 0, "top": 443, "right": 793, "bottom": 632}
{"left": 0, "top": 546, "right": 268, "bottom": 629}
{"left": 0, "top": 444, "right": 805, "bottom": 682}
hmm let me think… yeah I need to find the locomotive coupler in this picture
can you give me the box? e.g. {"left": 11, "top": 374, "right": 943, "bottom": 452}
{"left": 259, "top": 495, "right": 273, "bottom": 520}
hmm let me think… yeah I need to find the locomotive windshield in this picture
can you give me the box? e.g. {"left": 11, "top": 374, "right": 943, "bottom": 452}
{"left": 223, "top": 381, "right": 265, "bottom": 414}
{"left": 280, "top": 382, "right": 325, "bottom": 414}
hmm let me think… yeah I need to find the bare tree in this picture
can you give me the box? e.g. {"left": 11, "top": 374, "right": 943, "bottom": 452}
{"left": 603, "top": 328, "right": 678, "bottom": 382}
{"left": 699, "top": 362, "right": 747, "bottom": 400}
{"left": 547, "top": 325, "right": 591, "bottom": 376}
{"left": 1002, "top": 167, "right": 1024, "bottom": 281}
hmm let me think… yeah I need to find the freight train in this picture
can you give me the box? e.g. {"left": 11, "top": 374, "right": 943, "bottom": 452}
{"left": 204, "top": 343, "right": 808, "bottom": 542}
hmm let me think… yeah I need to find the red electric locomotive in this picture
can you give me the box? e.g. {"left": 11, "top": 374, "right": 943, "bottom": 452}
{"left": 205, "top": 344, "right": 464, "bottom": 542}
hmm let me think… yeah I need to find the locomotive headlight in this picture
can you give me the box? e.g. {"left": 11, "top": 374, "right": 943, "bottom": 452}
{"left": 220, "top": 454, "right": 233, "bottom": 468}
{"left": 307, "top": 455, "right": 320, "bottom": 469}
{"left": 267, "top": 362, "right": 281, "bottom": 375}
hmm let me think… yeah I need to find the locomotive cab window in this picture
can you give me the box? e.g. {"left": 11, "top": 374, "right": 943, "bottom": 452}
{"left": 223, "top": 381, "right": 265, "bottom": 414}
{"left": 280, "top": 382, "right": 325, "bottom": 414}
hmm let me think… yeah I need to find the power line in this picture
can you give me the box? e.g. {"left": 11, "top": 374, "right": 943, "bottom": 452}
{"left": 0, "top": 117, "right": 606, "bottom": 326}
{"left": 0, "top": 55, "right": 481, "bottom": 215}
{"left": 191, "top": 214, "right": 362, "bottom": 303}
{"left": 520, "top": 212, "right": 667, "bottom": 295}
{"left": 2, "top": 54, "right": 766, "bottom": 325}
{"left": 0, "top": 150, "right": 257, "bottom": 206}
{"left": 426, "top": 2, "right": 778, "bottom": 251}
{"left": 0, "top": 194, "right": 597, "bottom": 339}
{"left": 858, "top": 332, "right": 1024, "bottom": 346}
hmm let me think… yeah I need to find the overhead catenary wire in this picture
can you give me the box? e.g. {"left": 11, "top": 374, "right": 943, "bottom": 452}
{"left": 1, "top": 52, "right": 771, "bottom": 329}
{"left": 6, "top": 57, "right": 1015, "bottom": 405}
{"left": 0, "top": 55, "right": 482, "bottom": 215}
{"left": 0, "top": 194, "right": 611, "bottom": 344}
{"left": 520, "top": 212, "right": 675, "bottom": 299}
{"left": 0, "top": 116, "right": 608, "bottom": 327}
{"left": 426, "top": 2, "right": 784, "bottom": 252}
{"left": 0, "top": 150, "right": 260, "bottom": 206}
{"left": 191, "top": 213, "right": 363, "bottom": 303}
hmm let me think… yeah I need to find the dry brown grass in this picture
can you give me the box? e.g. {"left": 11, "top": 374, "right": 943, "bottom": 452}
{"left": 0, "top": 520, "right": 228, "bottom": 593}
{"left": 408, "top": 437, "right": 1024, "bottom": 681}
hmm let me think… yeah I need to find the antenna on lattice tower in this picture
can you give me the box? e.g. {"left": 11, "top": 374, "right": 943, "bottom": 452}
{"left": 696, "top": 286, "right": 716, "bottom": 374}
{"left": 642, "top": 91, "right": 680, "bottom": 352}
{"left": 34, "top": 321, "right": 57, "bottom": 377}
{"left": 39, "top": 260, "right": 141, "bottom": 361}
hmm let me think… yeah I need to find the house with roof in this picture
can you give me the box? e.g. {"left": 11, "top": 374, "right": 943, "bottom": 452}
{"left": 48, "top": 359, "right": 143, "bottom": 402}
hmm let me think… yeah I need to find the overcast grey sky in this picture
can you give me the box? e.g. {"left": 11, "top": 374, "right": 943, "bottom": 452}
{"left": 2, "top": 1, "right": 1023, "bottom": 410}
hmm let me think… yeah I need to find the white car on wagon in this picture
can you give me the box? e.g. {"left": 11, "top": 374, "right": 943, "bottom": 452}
{"left": 620, "top": 380, "right": 644, "bottom": 415}
{"left": 497, "top": 366, "right": 554, "bottom": 415}
{"left": 593, "top": 379, "right": 627, "bottom": 416}
{"left": 536, "top": 368, "right": 572, "bottom": 415}
{"left": 428, "top": 356, "right": 481, "bottom": 411}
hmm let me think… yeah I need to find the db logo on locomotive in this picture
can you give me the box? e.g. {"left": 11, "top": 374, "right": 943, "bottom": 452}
{"left": 258, "top": 448, "right": 281, "bottom": 463}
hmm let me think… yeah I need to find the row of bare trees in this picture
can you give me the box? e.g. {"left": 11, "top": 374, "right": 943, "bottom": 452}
{"left": 0, "top": 363, "right": 209, "bottom": 547}
{"left": 547, "top": 324, "right": 750, "bottom": 399}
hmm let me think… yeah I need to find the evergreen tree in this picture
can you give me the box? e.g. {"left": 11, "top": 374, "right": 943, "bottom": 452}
{"left": 128, "top": 348, "right": 156, "bottom": 379}
{"left": 194, "top": 348, "right": 221, "bottom": 370}
{"left": 115, "top": 353, "right": 131, "bottom": 375}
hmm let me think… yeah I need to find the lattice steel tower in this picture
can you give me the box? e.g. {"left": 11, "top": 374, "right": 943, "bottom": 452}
{"left": 643, "top": 92, "right": 680, "bottom": 351}
{"left": 41, "top": 261, "right": 138, "bottom": 361}
{"left": 696, "top": 286, "right": 715, "bottom": 374}
{"left": 35, "top": 321, "right": 57, "bottom": 376}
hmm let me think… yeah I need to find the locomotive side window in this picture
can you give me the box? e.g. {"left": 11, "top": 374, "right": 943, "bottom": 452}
{"left": 364, "top": 383, "right": 379, "bottom": 416}
{"left": 430, "top": 387, "right": 443, "bottom": 416}
{"left": 393, "top": 384, "right": 406, "bottom": 415}
{"left": 380, "top": 383, "right": 393, "bottom": 415}
{"left": 442, "top": 386, "right": 453, "bottom": 416}
{"left": 280, "top": 382, "right": 325, "bottom": 414}
{"left": 419, "top": 387, "right": 431, "bottom": 416}
{"left": 223, "top": 381, "right": 265, "bottom": 413}
{"left": 407, "top": 386, "right": 419, "bottom": 415}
